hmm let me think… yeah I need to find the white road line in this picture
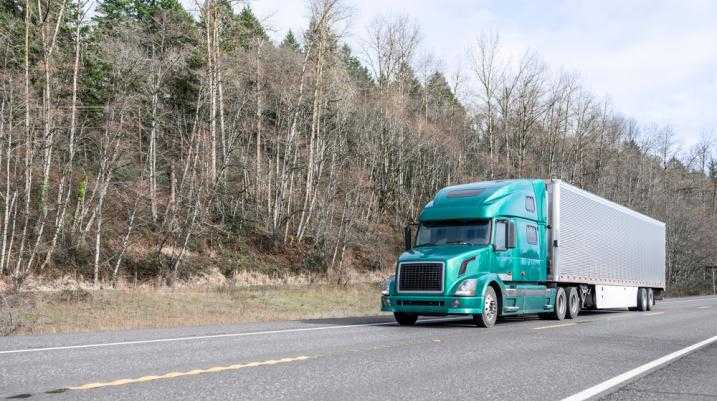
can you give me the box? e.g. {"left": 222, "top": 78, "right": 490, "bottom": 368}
{"left": 560, "top": 334, "right": 717, "bottom": 401}
{"left": 0, "top": 316, "right": 467, "bottom": 355}
{"left": 660, "top": 297, "right": 717, "bottom": 304}
{"left": 645, "top": 312, "right": 664, "bottom": 316}
{"left": 533, "top": 323, "right": 576, "bottom": 330}
{"left": 697, "top": 306, "right": 710, "bottom": 309}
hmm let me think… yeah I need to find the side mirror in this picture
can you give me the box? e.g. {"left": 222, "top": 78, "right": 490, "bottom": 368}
{"left": 403, "top": 225, "right": 412, "bottom": 251}
{"left": 507, "top": 221, "right": 516, "bottom": 249}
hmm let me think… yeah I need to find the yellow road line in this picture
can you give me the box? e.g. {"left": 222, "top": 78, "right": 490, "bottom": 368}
{"left": 533, "top": 323, "right": 576, "bottom": 330}
{"left": 69, "top": 356, "right": 311, "bottom": 391}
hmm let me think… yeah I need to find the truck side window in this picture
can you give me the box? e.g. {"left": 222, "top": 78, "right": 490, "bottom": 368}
{"left": 525, "top": 196, "right": 536, "bottom": 213}
{"left": 526, "top": 225, "right": 538, "bottom": 245}
{"left": 495, "top": 221, "right": 507, "bottom": 250}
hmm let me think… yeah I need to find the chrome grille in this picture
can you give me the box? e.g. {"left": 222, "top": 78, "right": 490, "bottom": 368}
{"left": 398, "top": 262, "right": 444, "bottom": 293}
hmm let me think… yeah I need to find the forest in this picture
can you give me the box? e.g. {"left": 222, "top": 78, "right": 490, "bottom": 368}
{"left": 0, "top": 0, "right": 715, "bottom": 294}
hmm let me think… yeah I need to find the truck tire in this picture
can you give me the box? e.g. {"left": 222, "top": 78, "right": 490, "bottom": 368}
{"left": 473, "top": 286, "right": 498, "bottom": 328}
{"left": 637, "top": 288, "right": 648, "bottom": 312}
{"left": 566, "top": 287, "right": 580, "bottom": 319}
{"left": 394, "top": 312, "right": 418, "bottom": 326}
{"left": 646, "top": 288, "right": 654, "bottom": 311}
{"left": 552, "top": 287, "right": 567, "bottom": 320}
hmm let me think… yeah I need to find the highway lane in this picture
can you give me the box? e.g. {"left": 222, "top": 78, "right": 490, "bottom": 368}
{"left": 603, "top": 341, "right": 717, "bottom": 400}
{"left": 1, "top": 296, "right": 715, "bottom": 400}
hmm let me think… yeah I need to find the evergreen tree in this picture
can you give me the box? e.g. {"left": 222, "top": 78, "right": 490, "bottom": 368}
{"left": 397, "top": 62, "right": 422, "bottom": 100}
{"left": 340, "top": 44, "right": 372, "bottom": 86}
{"left": 94, "top": 0, "right": 191, "bottom": 27}
{"left": 0, "top": 0, "right": 21, "bottom": 18}
{"left": 233, "top": 6, "right": 268, "bottom": 49}
{"left": 0, "top": 0, "right": 25, "bottom": 69}
{"left": 84, "top": 0, "right": 197, "bottom": 108}
{"left": 280, "top": 30, "right": 301, "bottom": 52}
{"left": 427, "top": 72, "right": 457, "bottom": 105}
{"left": 425, "top": 71, "right": 462, "bottom": 120}
{"left": 303, "top": 15, "right": 339, "bottom": 58}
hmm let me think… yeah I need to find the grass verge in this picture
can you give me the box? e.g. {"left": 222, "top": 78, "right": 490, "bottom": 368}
{"left": 8, "top": 283, "right": 383, "bottom": 335}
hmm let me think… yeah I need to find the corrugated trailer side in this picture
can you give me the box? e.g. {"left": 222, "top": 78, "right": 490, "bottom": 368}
{"left": 547, "top": 180, "right": 666, "bottom": 289}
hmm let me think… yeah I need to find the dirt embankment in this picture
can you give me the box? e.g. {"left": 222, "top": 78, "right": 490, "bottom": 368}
{"left": 1, "top": 278, "right": 384, "bottom": 336}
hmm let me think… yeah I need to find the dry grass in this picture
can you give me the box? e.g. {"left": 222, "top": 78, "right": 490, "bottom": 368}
{"left": 10, "top": 283, "right": 383, "bottom": 335}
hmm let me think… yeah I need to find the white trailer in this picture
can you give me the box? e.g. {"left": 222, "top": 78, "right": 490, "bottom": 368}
{"left": 546, "top": 179, "right": 666, "bottom": 309}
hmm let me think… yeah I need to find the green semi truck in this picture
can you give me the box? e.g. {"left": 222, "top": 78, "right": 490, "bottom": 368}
{"left": 380, "top": 179, "right": 666, "bottom": 327}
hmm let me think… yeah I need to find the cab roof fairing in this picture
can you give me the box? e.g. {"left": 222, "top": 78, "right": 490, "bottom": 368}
{"left": 418, "top": 179, "right": 545, "bottom": 224}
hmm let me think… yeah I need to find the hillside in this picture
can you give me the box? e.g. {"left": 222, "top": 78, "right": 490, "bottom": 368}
{"left": 0, "top": 0, "right": 715, "bottom": 297}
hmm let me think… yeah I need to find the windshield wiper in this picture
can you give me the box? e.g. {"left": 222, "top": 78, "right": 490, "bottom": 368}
{"left": 445, "top": 241, "right": 473, "bottom": 245}
{"left": 414, "top": 243, "right": 436, "bottom": 247}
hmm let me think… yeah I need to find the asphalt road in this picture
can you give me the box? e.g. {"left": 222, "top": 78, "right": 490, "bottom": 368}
{"left": 1, "top": 296, "right": 716, "bottom": 401}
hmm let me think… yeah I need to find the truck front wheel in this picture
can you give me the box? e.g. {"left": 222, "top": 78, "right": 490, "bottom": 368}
{"left": 473, "top": 286, "right": 498, "bottom": 328}
{"left": 394, "top": 312, "right": 418, "bottom": 326}
{"left": 552, "top": 287, "right": 567, "bottom": 320}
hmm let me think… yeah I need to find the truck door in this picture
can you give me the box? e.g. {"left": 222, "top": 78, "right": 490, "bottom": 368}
{"left": 494, "top": 219, "right": 523, "bottom": 313}
{"left": 516, "top": 221, "right": 545, "bottom": 313}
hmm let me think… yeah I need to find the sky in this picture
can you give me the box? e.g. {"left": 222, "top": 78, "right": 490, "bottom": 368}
{"left": 198, "top": 0, "right": 717, "bottom": 149}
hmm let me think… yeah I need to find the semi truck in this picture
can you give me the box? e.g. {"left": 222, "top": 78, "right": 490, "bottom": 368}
{"left": 380, "top": 179, "right": 666, "bottom": 327}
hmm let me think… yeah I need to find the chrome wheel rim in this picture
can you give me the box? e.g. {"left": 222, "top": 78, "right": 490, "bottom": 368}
{"left": 485, "top": 294, "right": 497, "bottom": 323}
{"left": 570, "top": 294, "right": 578, "bottom": 314}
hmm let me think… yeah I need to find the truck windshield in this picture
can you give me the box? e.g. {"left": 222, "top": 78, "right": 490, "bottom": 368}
{"left": 415, "top": 220, "right": 490, "bottom": 247}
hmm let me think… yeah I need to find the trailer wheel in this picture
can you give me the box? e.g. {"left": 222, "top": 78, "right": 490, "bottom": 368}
{"left": 552, "top": 287, "right": 567, "bottom": 320}
{"left": 473, "top": 286, "right": 498, "bottom": 328}
{"left": 394, "top": 313, "right": 418, "bottom": 326}
{"left": 636, "top": 288, "right": 648, "bottom": 312}
{"left": 646, "top": 288, "right": 654, "bottom": 311}
{"left": 566, "top": 287, "right": 580, "bottom": 319}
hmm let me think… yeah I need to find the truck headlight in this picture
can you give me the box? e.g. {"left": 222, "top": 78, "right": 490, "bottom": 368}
{"left": 382, "top": 276, "right": 395, "bottom": 295}
{"left": 454, "top": 279, "right": 478, "bottom": 296}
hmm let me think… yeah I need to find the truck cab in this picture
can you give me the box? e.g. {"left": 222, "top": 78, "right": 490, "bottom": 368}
{"left": 381, "top": 179, "right": 558, "bottom": 327}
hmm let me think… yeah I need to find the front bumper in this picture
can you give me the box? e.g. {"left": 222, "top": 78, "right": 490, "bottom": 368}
{"left": 381, "top": 294, "right": 484, "bottom": 315}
